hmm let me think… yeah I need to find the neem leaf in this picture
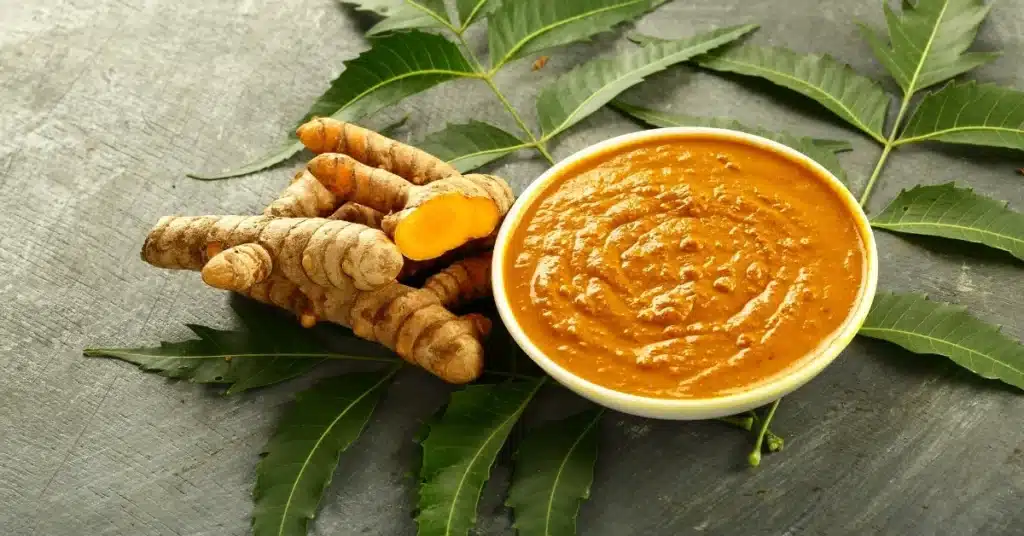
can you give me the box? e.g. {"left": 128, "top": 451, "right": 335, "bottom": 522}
{"left": 188, "top": 140, "right": 304, "bottom": 181}
{"left": 417, "top": 379, "right": 545, "bottom": 536}
{"left": 300, "top": 30, "right": 474, "bottom": 125}
{"left": 860, "top": 292, "right": 1024, "bottom": 391}
{"left": 253, "top": 369, "right": 397, "bottom": 536}
{"left": 897, "top": 82, "right": 1024, "bottom": 150}
{"left": 84, "top": 324, "right": 325, "bottom": 394}
{"left": 417, "top": 121, "right": 529, "bottom": 172}
{"left": 857, "top": 0, "right": 997, "bottom": 94}
{"left": 609, "top": 101, "right": 850, "bottom": 182}
{"left": 193, "top": 31, "right": 475, "bottom": 180}
{"left": 342, "top": 0, "right": 450, "bottom": 35}
{"left": 537, "top": 24, "right": 757, "bottom": 140}
{"left": 83, "top": 303, "right": 398, "bottom": 394}
{"left": 871, "top": 183, "right": 1024, "bottom": 261}
{"left": 507, "top": 409, "right": 602, "bottom": 536}
{"left": 609, "top": 100, "right": 852, "bottom": 152}
{"left": 687, "top": 43, "right": 890, "bottom": 143}
{"left": 488, "top": 0, "right": 669, "bottom": 70}
{"left": 457, "top": 0, "right": 498, "bottom": 31}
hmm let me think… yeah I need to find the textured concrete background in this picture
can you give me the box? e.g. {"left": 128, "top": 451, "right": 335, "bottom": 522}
{"left": 2, "top": 0, "right": 1023, "bottom": 534}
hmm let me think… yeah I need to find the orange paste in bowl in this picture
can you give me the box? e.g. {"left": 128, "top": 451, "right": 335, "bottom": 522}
{"left": 504, "top": 135, "right": 867, "bottom": 399}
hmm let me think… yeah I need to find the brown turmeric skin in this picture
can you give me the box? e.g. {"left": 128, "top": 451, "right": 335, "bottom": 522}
{"left": 264, "top": 170, "right": 338, "bottom": 218}
{"left": 140, "top": 216, "right": 490, "bottom": 384}
{"left": 423, "top": 253, "right": 493, "bottom": 309}
{"left": 329, "top": 202, "right": 384, "bottom": 228}
{"left": 297, "top": 117, "right": 459, "bottom": 184}
{"left": 139, "top": 125, "right": 510, "bottom": 384}
{"left": 239, "top": 273, "right": 487, "bottom": 383}
{"left": 142, "top": 215, "right": 402, "bottom": 291}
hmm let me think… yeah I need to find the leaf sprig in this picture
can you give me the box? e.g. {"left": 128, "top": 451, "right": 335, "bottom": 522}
{"left": 90, "top": 1, "right": 1024, "bottom": 536}
{"left": 193, "top": 0, "right": 752, "bottom": 177}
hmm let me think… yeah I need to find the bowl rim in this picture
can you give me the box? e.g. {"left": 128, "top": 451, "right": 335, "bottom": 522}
{"left": 490, "top": 126, "right": 879, "bottom": 418}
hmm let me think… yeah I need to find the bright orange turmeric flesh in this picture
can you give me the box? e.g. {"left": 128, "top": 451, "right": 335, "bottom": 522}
{"left": 393, "top": 194, "right": 499, "bottom": 261}
{"left": 504, "top": 135, "right": 868, "bottom": 399}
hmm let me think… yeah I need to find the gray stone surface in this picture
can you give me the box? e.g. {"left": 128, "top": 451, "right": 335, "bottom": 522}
{"left": 2, "top": 0, "right": 1023, "bottom": 534}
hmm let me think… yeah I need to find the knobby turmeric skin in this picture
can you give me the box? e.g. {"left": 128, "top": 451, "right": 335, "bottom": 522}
{"left": 139, "top": 123, "right": 515, "bottom": 384}
{"left": 296, "top": 117, "right": 459, "bottom": 184}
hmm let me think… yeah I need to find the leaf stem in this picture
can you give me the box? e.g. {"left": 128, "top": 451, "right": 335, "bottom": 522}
{"left": 859, "top": 142, "right": 894, "bottom": 207}
{"left": 481, "top": 75, "right": 556, "bottom": 165}
{"left": 748, "top": 398, "right": 781, "bottom": 467}
{"left": 858, "top": 92, "right": 914, "bottom": 207}
{"left": 451, "top": 32, "right": 555, "bottom": 166}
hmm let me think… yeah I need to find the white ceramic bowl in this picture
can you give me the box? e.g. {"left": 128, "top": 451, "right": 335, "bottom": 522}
{"left": 491, "top": 127, "right": 879, "bottom": 420}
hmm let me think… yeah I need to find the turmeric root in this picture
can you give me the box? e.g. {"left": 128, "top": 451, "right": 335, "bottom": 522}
{"left": 329, "top": 202, "right": 384, "bottom": 228}
{"left": 297, "top": 117, "right": 459, "bottom": 185}
{"left": 228, "top": 272, "right": 486, "bottom": 383}
{"left": 264, "top": 170, "right": 337, "bottom": 218}
{"left": 422, "top": 253, "right": 493, "bottom": 309}
{"left": 201, "top": 243, "right": 273, "bottom": 292}
{"left": 306, "top": 153, "right": 514, "bottom": 261}
{"left": 141, "top": 215, "right": 402, "bottom": 291}
{"left": 139, "top": 123, "right": 510, "bottom": 384}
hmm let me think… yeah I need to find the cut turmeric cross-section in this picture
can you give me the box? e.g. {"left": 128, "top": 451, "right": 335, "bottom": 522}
{"left": 306, "top": 152, "right": 513, "bottom": 261}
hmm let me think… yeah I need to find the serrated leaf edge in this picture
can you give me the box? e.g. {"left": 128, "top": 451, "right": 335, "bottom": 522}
{"left": 539, "top": 24, "right": 758, "bottom": 139}
{"left": 859, "top": 292, "right": 1024, "bottom": 386}
{"left": 491, "top": 0, "right": 659, "bottom": 71}
{"left": 870, "top": 183, "right": 1024, "bottom": 259}
{"left": 265, "top": 368, "right": 398, "bottom": 536}
{"left": 695, "top": 49, "right": 888, "bottom": 143}
{"left": 421, "top": 379, "right": 544, "bottom": 535}
{"left": 510, "top": 409, "right": 603, "bottom": 535}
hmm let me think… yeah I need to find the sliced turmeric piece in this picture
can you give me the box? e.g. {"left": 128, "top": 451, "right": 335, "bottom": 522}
{"left": 297, "top": 117, "right": 459, "bottom": 185}
{"left": 141, "top": 215, "right": 403, "bottom": 291}
{"left": 306, "top": 153, "right": 513, "bottom": 261}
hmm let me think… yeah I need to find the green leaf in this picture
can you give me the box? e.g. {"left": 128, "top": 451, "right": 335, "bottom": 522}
{"left": 301, "top": 31, "right": 475, "bottom": 125}
{"left": 457, "top": 0, "right": 498, "bottom": 31}
{"left": 417, "top": 121, "right": 529, "bottom": 172}
{"left": 188, "top": 140, "right": 304, "bottom": 181}
{"left": 857, "top": 0, "right": 997, "bottom": 94}
{"left": 342, "top": 0, "right": 450, "bottom": 35}
{"left": 609, "top": 101, "right": 851, "bottom": 182}
{"left": 84, "top": 325, "right": 324, "bottom": 394}
{"left": 507, "top": 409, "right": 602, "bottom": 536}
{"left": 253, "top": 369, "right": 397, "bottom": 536}
{"left": 196, "top": 31, "right": 475, "bottom": 179}
{"left": 896, "top": 82, "right": 1024, "bottom": 149}
{"left": 488, "top": 0, "right": 669, "bottom": 70}
{"left": 688, "top": 43, "right": 890, "bottom": 143}
{"left": 537, "top": 24, "right": 757, "bottom": 140}
{"left": 610, "top": 100, "right": 852, "bottom": 152}
{"left": 417, "top": 379, "right": 545, "bottom": 536}
{"left": 871, "top": 183, "right": 1024, "bottom": 261}
{"left": 860, "top": 292, "right": 1024, "bottom": 391}
{"left": 83, "top": 303, "right": 398, "bottom": 394}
